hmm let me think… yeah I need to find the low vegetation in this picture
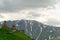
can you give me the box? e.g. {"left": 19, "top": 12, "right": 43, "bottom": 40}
{"left": 0, "top": 28, "right": 32, "bottom": 40}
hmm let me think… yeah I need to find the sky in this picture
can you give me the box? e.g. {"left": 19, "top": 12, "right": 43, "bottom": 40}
{"left": 0, "top": 0, "right": 60, "bottom": 26}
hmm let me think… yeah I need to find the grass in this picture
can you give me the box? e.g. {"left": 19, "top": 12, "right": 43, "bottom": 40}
{"left": 54, "top": 36, "right": 60, "bottom": 40}
{"left": 0, "top": 28, "right": 32, "bottom": 40}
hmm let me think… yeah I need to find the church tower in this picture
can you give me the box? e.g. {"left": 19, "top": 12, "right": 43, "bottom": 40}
{"left": 2, "top": 21, "right": 8, "bottom": 28}
{"left": 12, "top": 23, "right": 16, "bottom": 30}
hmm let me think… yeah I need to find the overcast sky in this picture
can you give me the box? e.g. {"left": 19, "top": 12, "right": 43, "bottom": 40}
{"left": 0, "top": 0, "right": 60, "bottom": 26}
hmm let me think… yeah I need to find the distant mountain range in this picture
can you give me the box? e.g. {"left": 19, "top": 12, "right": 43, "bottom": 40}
{"left": 0, "top": 20, "right": 60, "bottom": 40}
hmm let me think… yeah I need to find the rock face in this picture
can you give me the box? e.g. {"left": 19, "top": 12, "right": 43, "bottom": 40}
{"left": 0, "top": 20, "right": 60, "bottom": 40}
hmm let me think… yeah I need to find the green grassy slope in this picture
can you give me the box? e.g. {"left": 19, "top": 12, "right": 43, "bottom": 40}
{"left": 0, "top": 28, "right": 32, "bottom": 40}
{"left": 54, "top": 37, "right": 60, "bottom": 40}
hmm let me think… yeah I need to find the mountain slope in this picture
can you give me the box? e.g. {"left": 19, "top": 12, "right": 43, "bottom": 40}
{"left": 0, "top": 28, "right": 32, "bottom": 40}
{"left": 0, "top": 20, "right": 60, "bottom": 40}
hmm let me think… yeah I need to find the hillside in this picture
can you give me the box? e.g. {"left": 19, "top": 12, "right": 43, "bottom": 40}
{"left": 0, "top": 20, "right": 60, "bottom": 40}
{"left": 0, "top": 28, "right": 32, "bottom": 40}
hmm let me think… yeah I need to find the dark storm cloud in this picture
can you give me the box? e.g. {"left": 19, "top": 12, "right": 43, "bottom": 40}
{"left": 0, "top": 0, "right": 56, "bottom": 12}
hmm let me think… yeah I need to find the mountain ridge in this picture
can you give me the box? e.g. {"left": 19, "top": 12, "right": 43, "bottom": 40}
{"left": 0, "top": 20, "right": 60, "bottom": 40}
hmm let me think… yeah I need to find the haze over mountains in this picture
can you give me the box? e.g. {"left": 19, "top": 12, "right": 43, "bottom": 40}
{"left": 0, "top": 20, "right": 60, "bottom": 40}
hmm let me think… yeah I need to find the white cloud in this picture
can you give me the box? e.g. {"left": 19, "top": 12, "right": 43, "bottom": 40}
{"left": 0, "top": 0, "right": 60, "bottom": 26}
{"left": 0, "top": 8, "right": 51, "bottom": 22}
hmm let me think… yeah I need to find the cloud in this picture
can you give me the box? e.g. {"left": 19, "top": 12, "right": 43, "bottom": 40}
{"left": 47, "top": 19, "right": 60, "bottom": 25}
{"left": 0, "top": 8, "right": 49, "bottom": 23}
{"left": 46, "top": 18, "right": 60, "bottom": 26}
{"left": 0, "top": 0, "right": 56, "bottom": 12}
{"left": 0, "top": 0, "right": 60, "bottom": 26}
{"left": 0, "top": 14, "right": 4, "bottom": 18}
